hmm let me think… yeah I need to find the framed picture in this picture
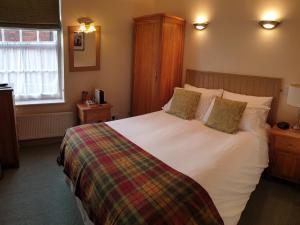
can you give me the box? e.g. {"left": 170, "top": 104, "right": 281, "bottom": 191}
{"left": 73, "top": 32, "right": 84, "bottom": 51}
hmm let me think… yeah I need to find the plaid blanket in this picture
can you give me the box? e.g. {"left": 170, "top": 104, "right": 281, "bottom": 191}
{"left": 58, "top": 123, "right": 224, "bottom": 225}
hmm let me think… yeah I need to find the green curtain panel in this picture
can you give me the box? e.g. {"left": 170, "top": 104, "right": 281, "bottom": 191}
{"left": 0, "top": 0, "right": 60, "bottom": 29}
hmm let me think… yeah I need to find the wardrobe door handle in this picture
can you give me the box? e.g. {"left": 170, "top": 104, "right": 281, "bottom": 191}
{"left": 155, "top": 71, "right": 159, "bottom": 81}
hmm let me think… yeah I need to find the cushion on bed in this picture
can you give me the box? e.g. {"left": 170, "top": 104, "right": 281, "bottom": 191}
{"left": 167, "top": 88, "right": 201, "bottom": 120}
{"left": 162, "top": 87, "right": 183, "bottom": 112}
{"left": 163, "top": 85, "right": 222, "bottom": 121}
{"left": 206, "top": 97, "right": 247, "bottom": 134}
{"left": 184, "top": 84, "right": 224, "bottom": 121}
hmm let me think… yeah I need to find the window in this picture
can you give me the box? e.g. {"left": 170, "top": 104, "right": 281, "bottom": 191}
{"left": 0, "top": 28, "right": 64, "bottom": 105}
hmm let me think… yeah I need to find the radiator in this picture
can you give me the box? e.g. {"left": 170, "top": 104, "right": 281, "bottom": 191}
{"left": 17, "top": 112, "right": 77, "bottom": 140}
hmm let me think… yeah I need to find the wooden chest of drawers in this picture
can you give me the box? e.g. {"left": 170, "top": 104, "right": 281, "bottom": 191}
{"left": 269, "top": 126, "right": 300, "bottom": 183}
{"left": 0, "top": 88, "right": 19, "bottom": 168}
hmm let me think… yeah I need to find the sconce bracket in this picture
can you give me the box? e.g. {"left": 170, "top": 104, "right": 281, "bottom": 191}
{"left": 78, "top": 17, "right": 94, "bottom": 25}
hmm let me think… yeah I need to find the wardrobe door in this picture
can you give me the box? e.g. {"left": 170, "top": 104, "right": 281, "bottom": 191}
{"left": 131, "top": 18, "right": 162, "bottom": 116}
{"left": 158, "top": 17, "right": 185, "bottom": 108}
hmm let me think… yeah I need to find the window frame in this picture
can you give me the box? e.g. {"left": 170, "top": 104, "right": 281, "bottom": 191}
{"left": 0, "top": 27, "right": 65, "bottom": 106}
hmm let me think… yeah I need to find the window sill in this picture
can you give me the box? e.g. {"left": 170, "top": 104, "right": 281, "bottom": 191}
{"left": 15, "top": 99, "right": 65, "bottom": 106}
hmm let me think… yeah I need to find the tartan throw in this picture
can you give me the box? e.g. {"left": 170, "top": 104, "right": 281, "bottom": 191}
{"left": 58, "top": 123, "right": 224, "bottom": 225}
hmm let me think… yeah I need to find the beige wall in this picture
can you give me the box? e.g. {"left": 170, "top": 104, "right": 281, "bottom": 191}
{"left": 151, "top": 0, "right": 300, "bottom": 122}
{"left": 16, "top": 0, "right": 155, "bottom": 119}
{"left": 17, "top": 0, "right": 300, "bottom": 123}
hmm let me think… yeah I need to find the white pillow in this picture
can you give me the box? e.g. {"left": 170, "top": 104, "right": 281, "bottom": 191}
{"left": 223, "top": 91, "right": 273, "bottom": 108}
{"left": 163, "top": 85, "right": 223, "bottom": 120}
{"left": 203, "top": 97, "right": 271, "bottom": 132}
{"left": 239, "top": 106, "right": 270, "bottom": 132}
{"left": 202, "top": 97, "right": 216, "bottom": 123}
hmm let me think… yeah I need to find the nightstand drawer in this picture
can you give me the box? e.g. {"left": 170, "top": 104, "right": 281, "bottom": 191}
{"left": 272, "top": 152, "right": 300, "bottom": 183}
{"left": 77, "top": 103, "right": 112, "bottom": 124}
{"left": 85, "top": 109, "right": 110, "bottom": 123}
{"left": 274, "top": 135, "right": 300, "bottom": 154}
{"left": 270, "top": 126, "right": 300, "bottom": 183}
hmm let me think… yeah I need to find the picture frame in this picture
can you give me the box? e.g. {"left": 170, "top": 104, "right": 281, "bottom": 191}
{"left": 68, "top": 26, "right": 101, "bottom": 72}
{"left": 73, "top": 32, "right": 84, "bottom": 51}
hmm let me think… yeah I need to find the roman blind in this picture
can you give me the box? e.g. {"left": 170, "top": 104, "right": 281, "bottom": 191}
{"left": 0, "top": 0, "right": 60, "bottom": 29}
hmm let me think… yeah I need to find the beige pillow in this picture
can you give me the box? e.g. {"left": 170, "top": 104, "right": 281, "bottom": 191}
{"left": 167, "top": 88, "right": 201, "bottom": 120}
{"left": 206, "top": 97, "right": 247, "bottom": 134}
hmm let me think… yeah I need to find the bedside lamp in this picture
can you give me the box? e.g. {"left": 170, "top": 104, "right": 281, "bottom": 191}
{"left": 287, "top": 84, "right": 300, "bottom": 130}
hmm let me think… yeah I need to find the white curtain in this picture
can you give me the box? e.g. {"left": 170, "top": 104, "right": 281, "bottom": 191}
{"left": 0, "top": 42, "right": 60, "bottom": 101}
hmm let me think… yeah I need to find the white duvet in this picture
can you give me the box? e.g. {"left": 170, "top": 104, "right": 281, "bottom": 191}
{"left": 107, "top": 111, "right": 269, "bottom": 225}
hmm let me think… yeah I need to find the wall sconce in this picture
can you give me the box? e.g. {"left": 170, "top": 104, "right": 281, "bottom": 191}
{"left": 77, "top": 17, "right": 96, "bottom": 33}
{"left": 193, "top": 23, "right": 209, "bottom": 31}
{"left": 259, "top": 20, "right": 280, "bottom": 30}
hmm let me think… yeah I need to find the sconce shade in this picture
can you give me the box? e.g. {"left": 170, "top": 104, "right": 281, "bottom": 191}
{"left": 193, "top": 23, "right": 208, "bottom": 31}
{"left": 259, "top": 20, "right": 280, "bottom": 30}
{"left": 88, "top": 24, "right": 96, "bottom": 33}
{"left": 287, "top": 84, "right": 300, "bottom": 107}
{"left": 77, "top": 17, "right": 96, "bottom": 33}
{"left": 79, "top": 23, "right": 86, "bottom": 32}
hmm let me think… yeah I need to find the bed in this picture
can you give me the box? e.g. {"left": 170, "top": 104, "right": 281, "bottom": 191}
{"left": 59, "top": 70, "right": 282, "bottom": 225}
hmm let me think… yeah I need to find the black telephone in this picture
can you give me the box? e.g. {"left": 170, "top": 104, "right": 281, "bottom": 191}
{"left": 277, "top": 122, "right": 290, "bottom": 130}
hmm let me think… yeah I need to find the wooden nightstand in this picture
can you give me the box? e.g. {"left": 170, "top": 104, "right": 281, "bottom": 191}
{"left": 77, "top": 103, "right": 112, "bottom": 124}
{"left": 269, "top": 126, "right": 300, "bottom": 183}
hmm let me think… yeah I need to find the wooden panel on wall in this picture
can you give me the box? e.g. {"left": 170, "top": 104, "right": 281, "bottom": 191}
{"left": 186, "top": 69, "right": 282, "bottom": 124}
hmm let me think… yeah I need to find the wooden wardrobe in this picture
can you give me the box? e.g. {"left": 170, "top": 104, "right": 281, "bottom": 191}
{"left": 131, "top": 14, "right": 185, "bottom": 116}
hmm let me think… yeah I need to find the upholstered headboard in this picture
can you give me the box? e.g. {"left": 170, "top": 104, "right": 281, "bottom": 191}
{"left": 185, "top": 69, "right": 282, "bottom": 124}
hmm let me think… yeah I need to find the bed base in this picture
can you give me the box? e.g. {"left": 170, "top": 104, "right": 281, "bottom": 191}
{"left": 65, "top": 177, "right": 94, "bottom": 225}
